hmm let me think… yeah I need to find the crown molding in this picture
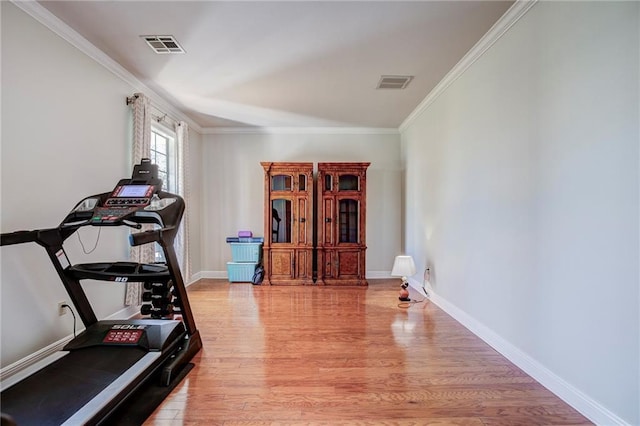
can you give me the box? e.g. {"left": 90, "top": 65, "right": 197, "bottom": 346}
{"left": 202, "top": 126, "right": 400, "bottom": 135}
{"left": 11, "top": 0, "right": 203, "bottom": 134}
{"left": 399, "top": 0, "right": 538, "bottom": 133}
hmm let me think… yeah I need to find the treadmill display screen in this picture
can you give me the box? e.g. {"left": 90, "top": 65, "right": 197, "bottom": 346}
{"left": 112, "top": 185, "right": 153, "bottom": 198}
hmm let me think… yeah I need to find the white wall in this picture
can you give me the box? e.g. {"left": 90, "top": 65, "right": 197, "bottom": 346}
{"left": 401, "top": 2, "right": 639, "bottom": 424}
{"left": 200, "top": 131, "right": 402, "bottom": 278}
{"left": 0, "top": 2, "right": 204, "bottom": 368}
{"left": 1, "top": 2, "right": 132, "bottom": 367}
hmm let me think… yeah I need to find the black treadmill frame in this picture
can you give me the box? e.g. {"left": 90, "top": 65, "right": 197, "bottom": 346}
{"left": 0, "top": 159, "right": 202, "bottom": 424}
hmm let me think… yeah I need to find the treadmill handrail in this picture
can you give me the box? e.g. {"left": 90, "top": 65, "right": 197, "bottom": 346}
{"left": 0, "top": 228, "right": 65, "bottom": 248}
{"left": 128, "top": 226, "right": 177, "bottom": 247}
{"left": 0, "top": 229, "right": 39, "bottom": 246}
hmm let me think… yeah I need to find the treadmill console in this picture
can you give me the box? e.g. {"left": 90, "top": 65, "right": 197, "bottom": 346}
{"left": 61, "top": 158, "right": 180, "bottom": 227}
{"left": 106, "top": 184, "right": 154, "bottom": 206}
{"left": 91, "top": 184, "right": 155, "bottom": 224}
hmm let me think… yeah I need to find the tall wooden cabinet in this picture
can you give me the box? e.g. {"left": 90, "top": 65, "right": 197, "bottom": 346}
{"left": 316, "top": 162, "right": 369, "bottom": 286}
{"left": 261, "top": 162, "right": 369, "bottom": 286}
{"left": 261, "top": 162, "right": 314, "bottom": 285}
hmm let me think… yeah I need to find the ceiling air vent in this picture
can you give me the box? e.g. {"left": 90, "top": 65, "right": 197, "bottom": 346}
{"left": 142, "top": 35, "right": 185, "bottom": 54}
{"left": 376, "top": 75, "right": 413, "bottom": 89}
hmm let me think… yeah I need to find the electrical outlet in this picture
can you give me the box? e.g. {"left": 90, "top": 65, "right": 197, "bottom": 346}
{"left": 58, "top": 301, "right": 68, "bottom": 316}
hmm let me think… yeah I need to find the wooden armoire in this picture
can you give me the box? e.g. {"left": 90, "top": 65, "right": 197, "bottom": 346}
{"left": 261, "top": 162, "right": 314, "bottom": 285}
{"left": 316, "top": 162, "right": 369, "bottom": 286}
{"left": 261, "top": 162, "right": 369, "bottom": 286}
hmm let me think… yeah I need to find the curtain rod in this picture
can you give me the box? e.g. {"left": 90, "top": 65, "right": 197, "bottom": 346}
{"left": 153, "top": 112, "right": 168, "bottom": 123}
{"left": 126, "top": 93, "right": 183, "bottom": 129}
{"left": 125, "top": 94, "right": 139, "bottom": 106}
{"left": 150, "top": 105, "right": 179, "bottom": 129}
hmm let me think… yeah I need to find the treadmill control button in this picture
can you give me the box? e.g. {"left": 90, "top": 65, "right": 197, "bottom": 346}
{"left": 103, "top": 329, "right": 143, "bottom": 344}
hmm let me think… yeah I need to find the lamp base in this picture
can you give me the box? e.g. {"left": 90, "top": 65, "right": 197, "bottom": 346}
{"left": 398, "top": 287, "right": 410, "bottom": 301}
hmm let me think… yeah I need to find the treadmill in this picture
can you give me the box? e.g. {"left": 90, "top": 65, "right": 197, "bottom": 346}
{"left": 0, "top": 159, "right": 203, "bottom": 425}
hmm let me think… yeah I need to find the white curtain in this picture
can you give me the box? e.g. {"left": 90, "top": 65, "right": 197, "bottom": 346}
{"left": 175, "top": 121, "right": 191, "bottom": 282}
{"left": 125, "top": 92, "right": 154, "bottom": 306}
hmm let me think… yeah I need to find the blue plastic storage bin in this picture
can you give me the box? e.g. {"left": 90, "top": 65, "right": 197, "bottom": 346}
{"left": 229, "top": 243, "right": 262, "bottom": 263}
{"left": 227, "top": 262, "right": 258, "bottom": 282}
{"left": 226, "top": 237, "right": 264, "bottom": 243}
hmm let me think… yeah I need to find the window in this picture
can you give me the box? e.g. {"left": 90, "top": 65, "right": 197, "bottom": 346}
{"left": 150, "top": 125, "right": 178, "bottom": 261}
{"left": 150, "top": 126, "right": 178, "bottom": 193}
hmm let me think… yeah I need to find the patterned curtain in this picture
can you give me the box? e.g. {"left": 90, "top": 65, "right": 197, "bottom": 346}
{"left": 125, "top": 93, "right": 154, "bottom": 306}
{"left": 175, "top": 121, "right": 191, "bottom": 282}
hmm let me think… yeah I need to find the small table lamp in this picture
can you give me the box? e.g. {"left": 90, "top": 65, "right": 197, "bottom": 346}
{"left": 391, "top": 255, "right": 416, "bottom": 301}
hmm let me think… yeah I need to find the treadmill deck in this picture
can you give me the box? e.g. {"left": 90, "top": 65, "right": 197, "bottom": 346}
{"left": 1, "top": 346, "right": 154, "bottom": 425}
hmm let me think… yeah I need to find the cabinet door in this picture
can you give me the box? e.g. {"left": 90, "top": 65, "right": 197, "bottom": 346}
{"left": 322, "top": 249, "right": 363, "bottom": 283}
{"left": 336, "top": 249, "right": 362, "bottom": 280}
{"left": 321, "top": 196, "right": 360, "bottom": 245}
{"left": 271, "top": 198, "right": 292, "bottom": 243}
{"left": 320, "top": 249, "right": 335, "bottom": 280}
{"left": 337, "top": 198, "right": 359, "bottom": 244}
{"left": 270, "top": 249, "right": 294, "bottom": 280}
{"left": 321, "top": 197, "right": 335, "bottom": 246}
{"left": 295, "top": 248, "right": 312, "bottom": 280}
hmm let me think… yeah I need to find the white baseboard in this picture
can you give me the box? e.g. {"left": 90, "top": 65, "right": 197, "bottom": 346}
{"left": 366, "top": 271, "right": 393, "bottom": 279}
{"left": 189, "top": 271, "right": 204, "bottom": 284}
{"left": 199, "top": 270, "right": 395, "bottom": 281}
{"left": 0, "top": 334, "right": 73, "bottom": 383}
{"left": 199, "top": 270, "right": 228, "bottom": 279}
{"left": 110, "top": 305, "right": 141, "bottom": 320}
{"left": 406, "top": 278, "right": 628, "bottom": 426}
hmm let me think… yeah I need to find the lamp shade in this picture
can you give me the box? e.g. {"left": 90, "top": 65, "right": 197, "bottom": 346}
{"left": 391, "top": 255, "right": 416, "bottom": 278}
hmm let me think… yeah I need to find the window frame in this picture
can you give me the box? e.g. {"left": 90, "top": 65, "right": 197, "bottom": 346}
{"left": 150, "top": 124, "right": 178, "bottom": 194}
{"left": 149, "top": 124, "right": 178, "bottom": 262}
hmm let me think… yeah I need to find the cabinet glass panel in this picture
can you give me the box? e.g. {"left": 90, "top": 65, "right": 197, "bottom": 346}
{"left": 271, "top": 199, "right": 292, "bottom": 243}
{"left": 339, "top": 199, "right": 358, "bottom": 243}
{"left": 272, "top": 175, "right": 292, "bottom": 191}
{"left": 299, "top": 174, "right": 306, "bottom": 191}
{"left": 338, "top": 175, "right": 359, "bottom": 191}
{"left": 325, "top": 175, "right": 332, "bottom": 191}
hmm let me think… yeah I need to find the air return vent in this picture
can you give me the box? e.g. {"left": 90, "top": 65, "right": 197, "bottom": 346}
{"left": 142, "top": 35, "right": 185, "bottom": 54}
{"left": 376, "top": 75, "right": 413, "bottom": 89}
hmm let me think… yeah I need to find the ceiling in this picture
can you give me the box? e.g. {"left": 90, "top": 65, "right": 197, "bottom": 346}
{"left": 39, "top": 1, "right": 514, "bottom": 130}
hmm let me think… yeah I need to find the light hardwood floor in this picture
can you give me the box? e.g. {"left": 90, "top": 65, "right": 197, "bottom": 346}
{"left": 145, "top": 279, "right": 591, "bottom": 425}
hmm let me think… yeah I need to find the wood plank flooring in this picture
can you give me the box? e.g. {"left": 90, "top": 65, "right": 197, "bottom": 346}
{"left": 144, "top": 279, "right": 591, "bottom": 425}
